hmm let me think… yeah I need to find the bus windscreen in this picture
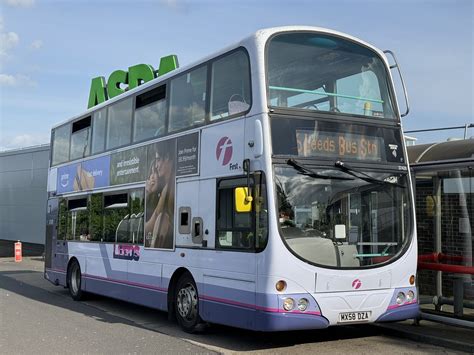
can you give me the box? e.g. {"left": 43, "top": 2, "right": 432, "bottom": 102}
{"left": 267, "top": 32, "right": 396, "bottom": 119}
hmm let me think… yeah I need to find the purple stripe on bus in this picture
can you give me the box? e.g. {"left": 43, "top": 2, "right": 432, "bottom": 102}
{"left": 81, "top": 273, "right": 322, "bottom": 318}
{"left": 201, "top": 294, "right": 321, "bottom": 315}
{"left": 256, "top": 311, "right": 329, "bottom": 331}
{"left": 198, "top": 282, "right": 258, "bottom": 308}
{"left": 85, "top": 277, "right": 168, "bottom": 311}
{"left": 200, "top": 299, "right": 329, "bottom": 331}
{"left": 83, "top": 273, "right": 167, "bottom": 292}
{"left": 127, "top": 271, "right": 163, "bottom": 289}
{"left": 377, "top": 303, "right": 419, "bottom": 322}
{"left": 200, "top": 294, "right": 276, "bottom": 312}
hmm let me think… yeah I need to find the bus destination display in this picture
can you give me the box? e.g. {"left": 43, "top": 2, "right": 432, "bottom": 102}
{"left": 296, "top": 129, "right": 384, "bottom": 161}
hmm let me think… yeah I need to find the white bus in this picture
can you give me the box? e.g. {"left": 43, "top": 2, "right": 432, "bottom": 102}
{"left": 45, "top": 26, "right": 418, "bottom": 332}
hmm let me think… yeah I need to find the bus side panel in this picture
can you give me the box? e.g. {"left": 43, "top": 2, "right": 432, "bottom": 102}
{"left": 199, "top": 253, "right": 257, "bottom": 329}
{"left": 127, "top": 259, "right": 166, "bottom": 310}
{"left": 80, "top": 243, "right": 128, "bottom": 299}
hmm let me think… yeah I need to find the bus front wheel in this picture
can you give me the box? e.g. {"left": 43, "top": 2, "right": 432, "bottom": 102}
{"left": 175, "top": 273, "right": 203, "bottom": 332}
{"left": 68, "top": 259, "right": 84, "bottom": 301}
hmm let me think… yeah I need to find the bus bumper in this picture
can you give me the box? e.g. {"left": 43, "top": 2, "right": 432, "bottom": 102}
{"left": 376, "top": 303, "right": 420, "bottom": 323}
{"left": 256, "top": 311, "right": 329, "bottom": 331}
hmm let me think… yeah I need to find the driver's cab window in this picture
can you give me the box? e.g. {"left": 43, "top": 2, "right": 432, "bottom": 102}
{"left": 216, "top": 173, "right": 268, "bottom": 251}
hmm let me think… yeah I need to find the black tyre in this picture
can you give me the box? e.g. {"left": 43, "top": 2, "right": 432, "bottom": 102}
{"left": 175, "top": 273, "right": 203, "bottom": 332}
{"left": 67, "top": 260, "right": 84, "bottom": 301}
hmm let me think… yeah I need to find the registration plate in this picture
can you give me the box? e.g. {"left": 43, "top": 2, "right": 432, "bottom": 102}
{"left": 338, "top": 311, "right": 371, "bottom": 323}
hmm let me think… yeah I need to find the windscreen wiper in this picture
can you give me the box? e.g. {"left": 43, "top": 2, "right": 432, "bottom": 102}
{"left": 287, "top": 159, "right": 353, "bottom": 181}
{"left": 333, "top": 160, "right": 406, "bottom": 188}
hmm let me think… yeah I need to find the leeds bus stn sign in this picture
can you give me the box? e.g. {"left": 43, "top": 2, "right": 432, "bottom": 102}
{"left": 87, "top": 54, "right": 179, "bottom": 109}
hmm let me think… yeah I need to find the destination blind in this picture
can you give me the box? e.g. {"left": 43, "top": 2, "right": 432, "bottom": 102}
{"left": 271, "top": 117, "right": 405, "bottom": 164}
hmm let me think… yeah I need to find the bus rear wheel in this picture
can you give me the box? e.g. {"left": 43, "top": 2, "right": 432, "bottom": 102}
{"left": 68, "top": 260, "right": 84, "bottom": 301}
{"left": 175, "top": 273, "right": 203, "bottom": 332}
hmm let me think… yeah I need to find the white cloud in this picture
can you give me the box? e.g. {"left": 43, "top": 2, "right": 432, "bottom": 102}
{"left": 0, "top": 133, "right": 49, "bottom": 151}
{"left": 30, "top": 39, "right": 43, "bottom": 50}
{"left": 3, "top": 0, "right": 35, "bottom": 8}
{"left": 0, "top": 31, "right": 19, "bottom": 56}
{"left": 0, "top": 73, "right": 36, "bottom": 86}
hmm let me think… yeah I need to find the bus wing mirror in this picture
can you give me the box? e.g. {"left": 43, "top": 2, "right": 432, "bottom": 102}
{"left": 235, "top": 187, "right": 252, "bottom": 212}
{"left": 384, "top": 50, "right": 410, "bottom": 118}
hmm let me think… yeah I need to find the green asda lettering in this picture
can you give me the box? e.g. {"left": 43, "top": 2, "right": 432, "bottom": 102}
{"left": 88, "top": 54, "right": 179, "bottom": 109}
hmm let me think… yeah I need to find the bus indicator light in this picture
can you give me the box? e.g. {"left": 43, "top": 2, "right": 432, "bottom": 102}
{"left": 275, "top": 280, "right": 287, "bottom": 292}
{"left": 409, "top": 275, "right": 415, "bottom": 285}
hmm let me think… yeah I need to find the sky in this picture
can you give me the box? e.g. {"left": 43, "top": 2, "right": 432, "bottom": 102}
{"left": 0, "top": 0, "right": 472, "bottom": 150}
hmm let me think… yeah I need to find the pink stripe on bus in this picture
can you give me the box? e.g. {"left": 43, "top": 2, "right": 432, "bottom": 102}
{"left": 200, "top": 294, "right": 321, "bottom": 315}
{"left": 387, "top": 300, "right": 417, "bottom": 310}
{"left": 83, "top": 273, "right": 167, "bottom": 292}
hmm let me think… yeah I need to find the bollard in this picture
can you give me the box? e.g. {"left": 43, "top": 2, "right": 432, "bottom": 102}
{"left": 14, "top": 241, "right": 22, "bottom": 262}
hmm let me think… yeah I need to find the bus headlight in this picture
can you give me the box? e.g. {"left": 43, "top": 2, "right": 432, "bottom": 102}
{"left": 396, "top": 292, "right": 406, "bottom": 305}
{"left": 406, "top": 290, "right": 415, "bottom": 303}
{"left": 283, "top": 298, "right": 295, "bottom": 311}
{"left": 297, "top": 298, "right": 309, "bottom": 311}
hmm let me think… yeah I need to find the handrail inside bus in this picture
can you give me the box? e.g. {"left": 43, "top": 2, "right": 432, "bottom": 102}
{"left": 268, "top": 86, "right": 384, "bottom": 104}
{"left": 354, "top": 253, "right": 389, "bottom": 258}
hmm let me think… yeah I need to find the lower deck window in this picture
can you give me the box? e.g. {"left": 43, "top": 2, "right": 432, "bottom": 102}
{"left": 57, "top": 189, "right": 144, "bottom": 244}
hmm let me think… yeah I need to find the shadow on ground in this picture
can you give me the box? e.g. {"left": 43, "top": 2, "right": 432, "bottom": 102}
{"left": 0, "top": 264, "right": 384, "bottom": 352}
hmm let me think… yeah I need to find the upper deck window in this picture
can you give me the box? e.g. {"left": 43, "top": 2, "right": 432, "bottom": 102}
{"left": 106, "top": 97, "right": 133, "bottom": 150}
{"left": 70, "top": 116, "right": 91, "bottom": 160}
{"left": 210, "top": 49, "right": 251, "bottom": 120}
{"left": 169, "top": 66, "right": 207, "bottom": 132}
{"left": 52, "top": 124, "right": 71, "bottom": 165}
{"left": 91, "top": 108, "right": 107, "bottom": 155}
{"left": 134, "top": 85, "right": 167, "bottom": 142}
{"left": 267, "top": 32, "right": 396, "bottom": 119}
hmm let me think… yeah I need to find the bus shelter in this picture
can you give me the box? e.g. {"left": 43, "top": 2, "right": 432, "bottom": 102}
{"left": 408, "top": 140, "right": 474, "bottom": 327}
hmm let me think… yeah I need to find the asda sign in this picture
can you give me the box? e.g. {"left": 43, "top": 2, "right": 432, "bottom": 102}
{"left": 88, "top": 54, "right": 178, "bottom": 109}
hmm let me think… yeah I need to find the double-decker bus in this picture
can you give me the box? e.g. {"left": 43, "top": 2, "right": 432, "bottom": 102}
{"left": 44, "top": 26, "right": 418, "bottom": 332}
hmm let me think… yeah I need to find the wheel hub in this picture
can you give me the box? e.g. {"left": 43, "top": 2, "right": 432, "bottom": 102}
{"left": 177, "top": 283, "right": 197, "bottom": 319}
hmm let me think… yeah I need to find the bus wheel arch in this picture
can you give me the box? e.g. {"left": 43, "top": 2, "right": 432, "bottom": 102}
{"left": 67, "top": 257, "right": 84, "bottom": 301}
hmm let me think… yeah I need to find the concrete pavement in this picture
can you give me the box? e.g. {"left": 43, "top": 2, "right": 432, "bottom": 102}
{"left": 0, "top": 257, "right": 468, "bottom": 354}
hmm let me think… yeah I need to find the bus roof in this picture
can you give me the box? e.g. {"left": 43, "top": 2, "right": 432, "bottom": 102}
{"left": 51, "top": 26, "right": 387, "bottom": 130}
